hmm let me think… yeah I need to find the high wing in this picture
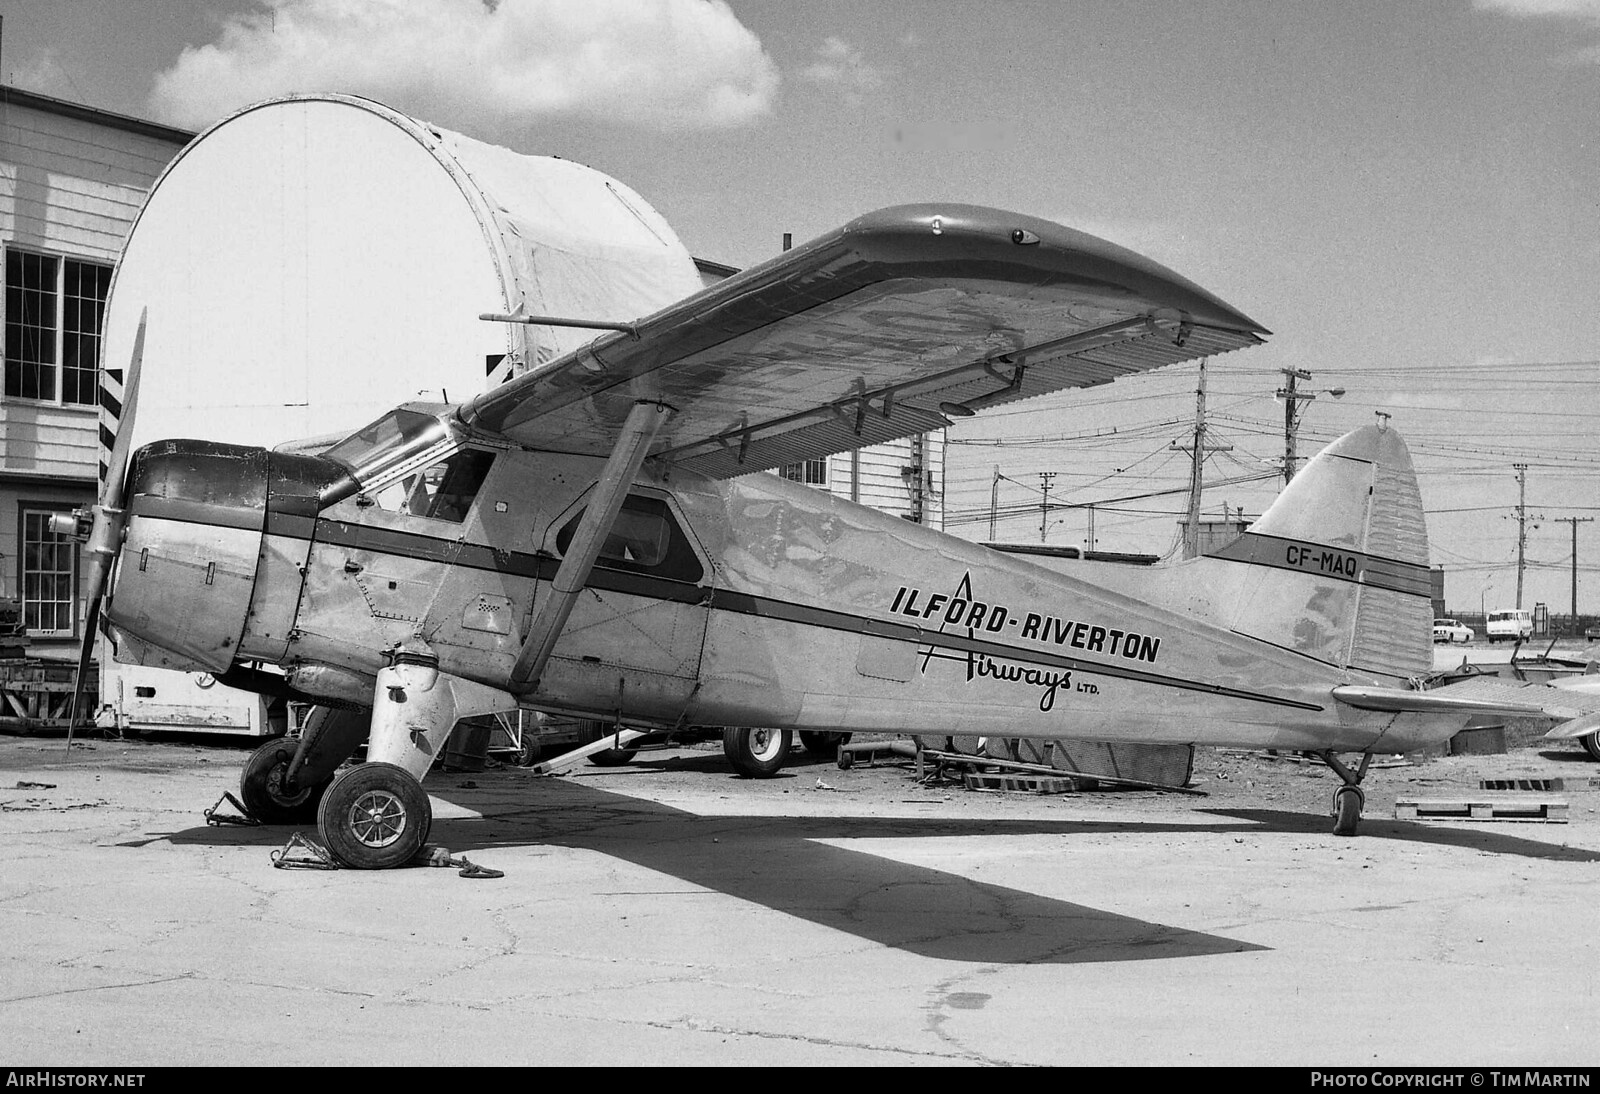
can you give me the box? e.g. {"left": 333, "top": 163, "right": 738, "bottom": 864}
{"left": 458, "top": 204, "right": 1269, "bottom": 478}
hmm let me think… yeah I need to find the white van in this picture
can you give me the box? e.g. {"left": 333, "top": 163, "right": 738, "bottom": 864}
{"left": 1486, "top": 608, "right": 1533, "bottom": 643}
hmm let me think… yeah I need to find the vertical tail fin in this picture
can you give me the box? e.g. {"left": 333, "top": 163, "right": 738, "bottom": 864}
{"left": 1205, "top": 424, "right": 1432, "bottom": 679}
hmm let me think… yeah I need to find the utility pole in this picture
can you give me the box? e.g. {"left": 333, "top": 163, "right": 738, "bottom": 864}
{"left": 1281, "top": 367, "right": 1310, "bottom": 486}
{"left": 1553, "top": 516, "right": 1593, "bottom": 624}
{"left": 1278, "top": 367, "right": 1345, "bottom": 485}
{"left": 989, "top": 466, "right": 1000, "bottom": 541}
{"left": 1039, "top": 471, "right": 1056, "bottom": 543}
{"left": 1170, "top": 359, "right": 1230, "bottom": 558}
{"left": 1512, "top": 463, "right": 1541, "bottom": 609}
{"left": 1085, "top": 503, "right": 1096, "bottom": 552}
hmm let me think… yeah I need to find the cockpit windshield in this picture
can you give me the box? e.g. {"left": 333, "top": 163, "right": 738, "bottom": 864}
{"left": 324, "top": 409, "right": 448, "bottom": 477}
{"left": 318, "top": 407, "right": 458, "bottom": 508}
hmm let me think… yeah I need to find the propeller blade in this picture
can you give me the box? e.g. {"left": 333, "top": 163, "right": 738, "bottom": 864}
{"left": 67, "top": 307, "right": 145, "bottom": 753}
{"left": 81, "top": 308, "right": 146, "bottom": 604}
{"left": 64, "top": 596, "right": 101, "bottom": 753}
{"left": 101, "top": 306, "right": 146, "bottom": 514}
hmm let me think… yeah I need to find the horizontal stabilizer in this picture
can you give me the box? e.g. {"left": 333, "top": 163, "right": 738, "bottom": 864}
{"left": 1335, "top": 676, "right": 1600, "bottom": 742}
{"left": 1330, "top": 684, "right": 1558, "bottom": 720}
{"left": 1546, "top": 711, "right": 1600, "bottom": 739}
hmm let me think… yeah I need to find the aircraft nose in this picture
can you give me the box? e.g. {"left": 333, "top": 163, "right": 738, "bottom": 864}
{"left": 103, "top": 440, "right": 272, "bottom": 673}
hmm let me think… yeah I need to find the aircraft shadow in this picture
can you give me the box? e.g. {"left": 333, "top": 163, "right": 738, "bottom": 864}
{"left": 143, "top": 776, "right": 1598, "bottom": 965}
{"left": 146, "top": 777, "right": 1259, "bottom": 966}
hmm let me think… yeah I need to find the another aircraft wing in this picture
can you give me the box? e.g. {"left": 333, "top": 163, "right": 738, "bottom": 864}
{"left": 458, "top": 204, "right": 1268, "bottom": 478}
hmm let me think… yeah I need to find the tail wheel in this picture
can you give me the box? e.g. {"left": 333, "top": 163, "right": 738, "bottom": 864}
{"left": 1581, "top": 732, "right": 1600, "bottom": 763}
{"left": 798, "top": 731, "right": 852, "bottom": 760}
{"left": 722, "top": 727, "right": 791, "bottom": 778}
{"left": 240, "top": 735, "right": 330, "bottom": 824}
{"left": 1332, "top": 785, "right": 1365, "bottom": 837}
{"left": 317, "top": 762, "right": 432, "bottom": 869}
{"left": 583, "top": 720, "right": 638, "bottom": 766}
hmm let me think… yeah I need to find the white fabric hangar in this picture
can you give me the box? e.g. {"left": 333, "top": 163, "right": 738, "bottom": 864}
{"left": 104, "top": 92, "right": 703, "bottom": 453}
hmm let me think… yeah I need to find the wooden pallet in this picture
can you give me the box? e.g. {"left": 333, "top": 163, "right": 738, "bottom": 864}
{"left": 1479, "top": 778, "right": 1600, "bottom": 792}
{"left": 1394, "top": 796, "right": 1568, "bottom": 822}
{"left": 964, "top": 773, "right": 1085, "bottom": 795}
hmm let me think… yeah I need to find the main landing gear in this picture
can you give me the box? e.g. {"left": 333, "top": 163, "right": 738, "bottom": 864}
{"left": 239, "top": 706, "right": 371, "bottom": 826}
{"left": 317, "top": 761, "right": 433, "bottom": 870}
{"left": 723, "top": 727, "right": 791, "bottom": 777}
{"left": 1312, "top": 750, "right": 1372, "bottom": 836}
{"left": 239, "top": 735, "right": 332, "bottom": 825}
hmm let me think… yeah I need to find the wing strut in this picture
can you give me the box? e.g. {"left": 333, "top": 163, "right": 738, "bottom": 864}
{"left": 508, "top": 400, "right": 672, "bottom": 694}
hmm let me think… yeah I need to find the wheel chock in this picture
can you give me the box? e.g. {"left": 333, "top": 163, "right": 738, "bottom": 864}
{"left": 204, "top": 791, "right": 261, "bottom": 827}
{"left": 271, "top": 832, "right": 339, "bottom": 870}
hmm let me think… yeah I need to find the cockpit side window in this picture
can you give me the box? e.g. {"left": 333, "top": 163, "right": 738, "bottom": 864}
{"left": 554, "top": 494, "right": 704, "bottom": 582}
{"left": 368, "top": 448, "right": 495, "bottom": 522}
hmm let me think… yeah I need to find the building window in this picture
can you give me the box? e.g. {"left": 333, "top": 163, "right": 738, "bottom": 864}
{"left": 63, "top": 259, "right": 111, "bottom": 405}
{"left": 5, "top": 250, "right": 111, "bottom": 406}
{"left": 19, "top": 507, "right": 77, "bottom": 637}
{"left": 780, "top": 458, "right": 828, "bottom": 486}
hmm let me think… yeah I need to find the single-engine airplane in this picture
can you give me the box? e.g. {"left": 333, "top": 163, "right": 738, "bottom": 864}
{"left": 58, "top": 204, "right": 1600, "bottom": 868}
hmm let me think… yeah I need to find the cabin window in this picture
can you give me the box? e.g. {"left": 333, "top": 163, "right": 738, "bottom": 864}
{"left": 369, "top": 448, "right": 495, "bottom": 522}
{"left": 554, "top": 494, "right": 704, "bottom": 583}
{"left": 3, "top": 251, "right": 110, "bottom": 406}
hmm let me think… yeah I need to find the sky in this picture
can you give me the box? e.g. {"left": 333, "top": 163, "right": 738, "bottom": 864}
{"left": 4, "top": 0, "right": 1600, "bottom": 617}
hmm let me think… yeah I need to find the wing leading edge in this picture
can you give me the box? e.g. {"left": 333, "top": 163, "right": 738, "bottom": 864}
{"left": 459, "top": 204, "right": 1270, "bottom": 479}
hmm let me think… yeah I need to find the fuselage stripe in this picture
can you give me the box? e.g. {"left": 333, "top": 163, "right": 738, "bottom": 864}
{"left": 1206, "top": 531, "right": 1433, "bottom": 597}
{"left": 127, "top": 505, "right": 1323, "bottom": 713}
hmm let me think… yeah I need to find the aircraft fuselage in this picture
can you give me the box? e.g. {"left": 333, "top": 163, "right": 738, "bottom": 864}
{"left": 104, "top": 437, "right": 1451, "bottom": 757}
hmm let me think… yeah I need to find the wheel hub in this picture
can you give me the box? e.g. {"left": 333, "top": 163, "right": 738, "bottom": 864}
{"left": 266, "top": 761, "right": 309, "bottom": 806}
{"left": 749, "top": 729, "right": 781, "bottom": 761}
{"left": 349, "top": 791, "right": 407, "bottom": 848}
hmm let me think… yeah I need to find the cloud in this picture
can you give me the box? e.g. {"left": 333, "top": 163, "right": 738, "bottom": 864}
{"left": 1474, "top": 0, "right": 1600, "bottom": 18}
{"left": 147, "top": 0, "right": 779, "bottom": 132}
{"left": 797, "top": 36, "right": 884, "bottom": 104}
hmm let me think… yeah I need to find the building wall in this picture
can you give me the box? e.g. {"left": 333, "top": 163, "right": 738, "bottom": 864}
{"left": 818, "top": 434, "right": 946, "bottom": 530}
{"left": 0, "top": 90, "right": 190, "bottom": 656}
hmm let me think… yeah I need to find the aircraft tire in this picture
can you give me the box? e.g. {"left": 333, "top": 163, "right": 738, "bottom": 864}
{"left": 1332, "top": 785, "right": 1364, "bottom": 837}
{"left": 239, "top": 735, "right": 330, "bottom": 824}
{"left": 581, "top": 720, "right": 638, "bottom": 766}
{"left": 798, "top": 731, "right": 852, "bottom": 759}
{"left": 1580, "top": 732, "right": 1600, "bottom": 763}
{"left": 723, "top": 727, "right": 790, "bottom": 778}
{"left": 317, "top": 762, "right": 432, "bottom": 869}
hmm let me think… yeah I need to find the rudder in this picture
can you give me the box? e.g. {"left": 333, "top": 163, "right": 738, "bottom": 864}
{"left": 1204, "top": 424, "right": 1432, "bottom": 680}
